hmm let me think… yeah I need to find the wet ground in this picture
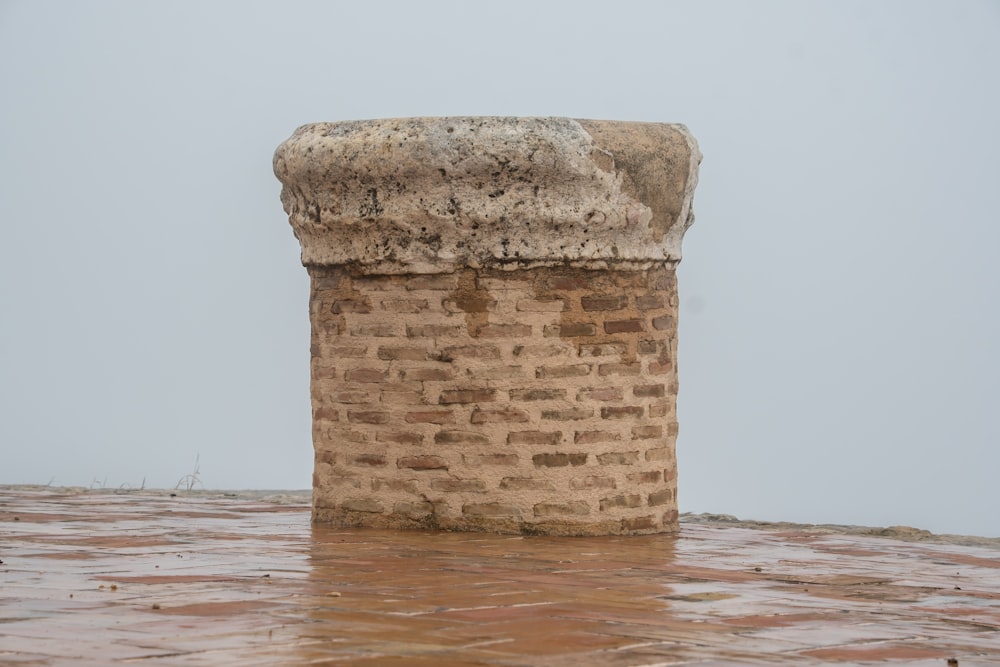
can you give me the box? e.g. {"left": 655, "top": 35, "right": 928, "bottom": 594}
{"left": 1, "top": 487, "right": 998, "bottom": 665}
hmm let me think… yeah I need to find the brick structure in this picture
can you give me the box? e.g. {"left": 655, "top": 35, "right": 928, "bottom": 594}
{"left": 274, "top": 117, "right": 700, "bottom": 535}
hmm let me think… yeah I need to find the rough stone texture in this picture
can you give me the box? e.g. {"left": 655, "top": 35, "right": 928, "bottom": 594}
{"left": 275, "top": 117, "right": 700, "bottom": 535}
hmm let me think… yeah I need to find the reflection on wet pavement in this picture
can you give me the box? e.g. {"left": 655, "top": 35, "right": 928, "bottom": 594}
{"left": 1, "top": 488, "right": 997, "bottom": 665}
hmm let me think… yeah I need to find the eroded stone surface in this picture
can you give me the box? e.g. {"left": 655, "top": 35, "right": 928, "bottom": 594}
{"left": 274, "top": 117, "right": 700, "bottom": 273}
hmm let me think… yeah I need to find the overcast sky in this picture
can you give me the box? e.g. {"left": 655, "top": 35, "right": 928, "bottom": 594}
{"left": 1, "top": 0, "right": 997, "bottom": 536}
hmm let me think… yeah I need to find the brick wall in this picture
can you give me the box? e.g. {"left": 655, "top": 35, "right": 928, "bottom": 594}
{"left": 309, "top": 265, "right": 680, "bottom": 535}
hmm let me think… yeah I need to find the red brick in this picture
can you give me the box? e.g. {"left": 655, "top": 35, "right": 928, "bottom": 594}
{"left": 653, "top": 273, "right": 676, "bottom": 291}
{"left": 649, "top": 403, "right": 671, "bottom": 418}
{"left": 328, "top": 346, "right": 367, "bottom": 358}
{"left": 431, "top": 479, "right": 487, "bottom": 492}
{"left": 347, "top": 453, "right": 387, "bottom": 467}
{"left": 439, "top": 388, "right": 496, "bottom": 404}
{"left": 467, "top": 365, "right": 524, "bottom": 380}
{"left": 377, "top": 346, "right": 429, "bottom": 361}
{"left": 637, "top": 339, "right": 660, "bottom": 355}
{"left": 598, "top": 363, "right": 641, "bottom": 376}
{"left": 622, "top": 515, "right": 658, "bottom": 530}
{"left": 313, "top": 366, "right": 337, "bottom": 379}
{"left": 401, "top": 367, "right": 454, "bottom": 382}
{"left": 404, "top": 410, "right": 455, "bottom": 424}
{"left": 543, "top": 323, "right": 597, "bottom": 337}
{"left": 516, "top": 298, "right": 567, "bottom": 312}
{"left": 541, "top": 408, "right": 593, "bottom": 421}
{"left": 601, "top": 406, "right": 644, "bottom": 419}
{"left": 597, "top": 451, "right": 640, "bottom": 465}
{"left": 546, "top": 275, "right": 592, "bottom": 290}
{"left": 476, "top": 323, "right": 532, "bottom": 337}
{"left": 376, "top": 431, "right": 424, "bottom": 445}
{"left": 648, "top": 489, "right": 673, "bottom": 506}
{"left": 406, "top": 324, "right": 464, "bottom": 337}
{"left": 444, "top": 297, "right": 496, "bottom": 313}
{"left": 633, "top": 384, "right": 665, "bottom": 398}
{"left": 500, "top": 477, "right": 555, "bottom": 491}
{"left": 508, "top": 431, "right": 562, "bottom": 446}
{"left": 439, "top": 345, "right": 500, "bottom": 360}
{"left": 574, "top": 431, "right": 621, "bottom": 444}
{"left": 313, "top": 407, "right": 340, "bottom": 421}
{"left": 636, "top": 295, "right": 666, "bottom": 310}
{"left": 513, "top": 344, "right": 573, "bottom": 358}
{"left": 349, "top": 324, "right": 397, "bottom": 337}
{"left": 578, "top": 343, "right": 627, "bottom": 357}
{"left": 576, "top": 387, "right": 623, "bottom": 402}
{"left": 379, "top": 298, "right": 428, "bottom": 313}
{"left": 581, "top": 295, "right": 627, "bottom": 311}
{"left": 569, "top": 476, "right": 616, "bottom": 490}
{"left": 347, "top": 410, "right": 390, "bottom": 424}
{"left": 600, "top": 494, "right": 642, "bottom": 511}
{"left": 536, "top": 364, "right": 591, "bottom": 379}
{"left": 632, "top": 425, "right": 662, "bottom": 440}
{"left": 373, "top": 478, "right": 420, "bottom": 493}
{"left": 652, "top": 315, "right": 675, "bottom": 331}
{"left": 379, "top": 390, "right": 423, "bottom": 404}
{"left": 462, "top": 502, "right": 521, "bottom": 517}
{"left": 627, "top": 470, "right": 663, "bottom": 484}
{"left": 434, "top": 430, "right": 491, "bottom": 445}
{"left": 397, "top": 455, "right": 447, "bottom": 470}
{"left": 470, "top": 408, "right": 530, "bottom": 424}
{"left": 509, "top": 388, "right": 566, "bottom": 401}
{"left": 604, "top": 319, "right": 644, "bottom": 334}
{"left": 406, "top": 274, "right": 458, "bottom": 290}
{"left": 331, "top": 299, "right": 372, "bottom": 314}
{"left": 345, "top": 368, "right": 389, "bottom": 383}
{"left": 648, "top": 361, "right": 673, "bottom": 375}
{"left": 534, "top": 501, "right": 590, "bottom": 517}
{"left": 341, "top": 498, "right": 384, "bottom": 513}
{"left": 532, "top": 452, "right": 587, "bottom": 467}
{"left": 463, "top": 453, "right": 519, "bottom": 466}
{"left": 645, "top": 447, "right": 673, "bottom": 462}
{"left": 330, "top": 390, "right": 372, "bottom": 404}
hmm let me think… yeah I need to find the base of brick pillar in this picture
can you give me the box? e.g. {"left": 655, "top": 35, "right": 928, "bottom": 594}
{"left": 309, "top": 265, "right": 680, "bottom": 536}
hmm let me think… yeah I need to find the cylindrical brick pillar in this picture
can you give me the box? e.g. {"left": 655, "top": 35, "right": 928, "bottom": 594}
{"left": 274, "top": 117, "right": 700, "bottom": 535}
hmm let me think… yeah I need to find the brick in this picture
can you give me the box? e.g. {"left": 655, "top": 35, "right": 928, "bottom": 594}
{"left": 627, "top": 470, "right": 663, "bottom": 484}
{"left": 597, "top": 451, "right": 640, "bottom": 465}
{"left": 344, "top": 368, "right": 389, "bottom": 383}
{"left": 509, "top": 388, "right": 566, "bottom": 401}
{"left": 397, "top": 455, "right": 448, "bottom": 470}
{"left": 581, "top": 295, "right": 627, "bottom": 311}
{"left": 478, "top": 276, "right": 533, "bottom": 291}
{"left": 406, "top": 274, "right": 458, "bottom": 290}
{"left": 313, "top": 366, "right": 337, "bottom": 379}
{"left": 543, "top": 323, "right": 597, "bottom": 337}
{"left": 373, "top": 478, "right": 419, "bottom": 493}
{"left": 377, "top": 346, "right": 429, "bottom": 361}
{"left": 648, "top": 489, "right": 673, "bottom": 506}
{"left": 380, "top": 298, "right": 428, "bottom": 313}
{"left": 632, "top": 425, "right": 662, "bottom": 440}
{"left": 347, "top": 453, "right": 387, "bottom": 467}
{"left": 330, "top": 390, "right": 373, "bottom": 404}
{"left": 328, "top": 346, "right": 368, "bottom": 358}
{"left": 439, "top": 345, "right": 501, "bottom": 360}
{"left": 341, "top": 498, "right": 384, "bottom": 513}
{"left": 444, "top": 297, "right": 496, "bottom": 313}
{"left": 599, "top": 494, "right": 642, "bottom": 511}
{"left": 574, "top": 430, "right": 621, "bottom": 444}
{"left": 633, "top": 384, "right": 666, "bottom": 398}
{"left": 516, "top": 298, "right": 567, "bottom": 312}
{"left": 462, "top": 503, "right": 521, "bottom": 517}
{"left": 470, "top": 408, "right": 530, "bottom": 424}
{"left": 500, "top": 477, "right": 555, "bottom": 491}
{"left": 604, "top": 319, "right": 644, "bottom": 334}
{"left": 653, "top": 273, "right": 677, "bottom": 291}
{"left": 315, "top": 449, "right": 336, "bottom": 466}
{"left": 622, "top": 516, "right": 658, "bottom": 530}
{"left": 466, "top": 365, "right": 524, "bottom": 380}
{"left": 541, "top": 408, "right": 593, "bottom": 421}
{"left": 601, "top": 406, "right": 644, "bottom": 419}
{"left": 636, "top": 340, "right": 660, "bottom": 355}
{"left": 476, "top": 323, "right": 531, "bottom": 337}
{"left": 406, "top": 324, "right": 464, "bottom": 337}
{"left": 439, "top": 388, "right": 496, "bottom": 404}
{"left": 532, "top": 452, "right": 587, "bottom": 467}
{"left": 347, "top": 410, "right": 389, "bottom": 424}
{"left": 649, "top": 403, "right": 671, "bottom": 418}
{"left": 648, "top": 361, "right": 673, "bottom": 375}
{"left": 463, "top": 453, "right": 519, "bottom": 466}
{"left": 569, "top": 476, "right": 616, "bottom": 490}
{"left": 331, "top": 299, "right": 372, "bottom": 314}
{"left": 652, "top": 315, "right": 675, "bottom": 331}
{"left": 513, "top": 344, "right": 573, "bottom": 358}
{"left": 326, "top": 429, "right": 369, "bottom": 443}
{"left": 598, "top": 363, "right": 641, "bottom": 376}
{"left": 434, "top": 430, "right": 490, "bottom": 445}
{"left": 313, "top": 407, "right": 339, "bottom": 421}
{"left": 578, "top": 342, "right": 627, "bottom": 357}
{"left": 376, "top": 431, "right": 424, "bottom": 445}
{"left": 546, "top": 274, "right": 591, "bottom": 290}
{"left": 576, "top": 387, "right": 623, "bottom": 402}
{"left": 645, "top": 447, "right": 673, "bottom": 462}
{"left": 350, "top": 324, "right": 397, "bottom": 337}
{"left": 431, "top": 479, "right": 487, "bottom": 493}
{"left": 405, "top": 410, "right": 455, "bottom": 424}
{"left": 508, "top": 431, "right": 562, "bottom": 446}
{"left": 534, "top": 501, "right": 590, "bottom": 517}
{"left": 401, "top": 367, "right": 454, "bottom": 382}
{"left": 393, "top": 500, "right": 434, "bottom": 517}
{"left": 536, "top": 364, "right": 590, "bottom": 379}
{"left": 636, "top": 295, "right": 666, "bottom": 310}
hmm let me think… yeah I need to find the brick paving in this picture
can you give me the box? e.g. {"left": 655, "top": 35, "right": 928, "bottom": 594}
{"left": 1, "top": 488, "right": 998, "bottom": 665}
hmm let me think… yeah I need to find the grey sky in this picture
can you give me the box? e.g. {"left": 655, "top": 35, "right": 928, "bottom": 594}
{"left": 1, "top": 0, "right": 997, "bottom": 536}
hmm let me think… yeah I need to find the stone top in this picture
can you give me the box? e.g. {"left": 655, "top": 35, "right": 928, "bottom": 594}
{"left": 274, "top": 117, "right": 701, "bottom": 274}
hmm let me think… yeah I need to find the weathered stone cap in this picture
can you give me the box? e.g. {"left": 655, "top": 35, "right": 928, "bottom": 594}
{"left": 274, "top": 117, "right": 701, "bottom": 274}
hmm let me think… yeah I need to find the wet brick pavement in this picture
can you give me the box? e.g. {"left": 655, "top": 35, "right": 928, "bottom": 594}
{"left": 1, "top": 488, "right": 998, "bottom": 665}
